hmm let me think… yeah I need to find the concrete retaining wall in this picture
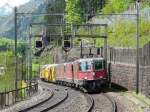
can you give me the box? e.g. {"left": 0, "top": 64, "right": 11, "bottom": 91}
{"left": 111, "top": 63, "right": 150, "bottom": 98}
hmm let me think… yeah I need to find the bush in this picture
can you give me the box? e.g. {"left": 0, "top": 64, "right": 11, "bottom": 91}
{"left": 102, "top": 0, "right": 134, "bottom": 13}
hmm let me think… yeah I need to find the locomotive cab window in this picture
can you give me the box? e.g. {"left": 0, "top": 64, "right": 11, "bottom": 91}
{"left": 79, "top": 61, "right": 92, "bottom": 72}
{"left": 94, "top": 60, "right": 103, "bottom": 71}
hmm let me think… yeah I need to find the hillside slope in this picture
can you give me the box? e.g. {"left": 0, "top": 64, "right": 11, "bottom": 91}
{"left": 0, "top": 0, "right": 59, "bottom": 38}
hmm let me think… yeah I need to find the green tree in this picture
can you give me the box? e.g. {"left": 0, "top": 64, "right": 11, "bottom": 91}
{"left": 65, "top": 0, "right": 105, "bottom": 23}
{"left": 65, "top": 0, "right": 82, "bottom": 23}
{"left": 102, "top": 0, "right": 134, "bottom": 13}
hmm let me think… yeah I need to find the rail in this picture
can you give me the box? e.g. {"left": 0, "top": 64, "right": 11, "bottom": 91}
{"left": 0, "top": 82, "right": 38, "bottom": 109}
{"left": 84, "top": 94, "right": 94, "bottom": 112}
{"left": 102, "top": 93, "right": 117, "bottom": 112}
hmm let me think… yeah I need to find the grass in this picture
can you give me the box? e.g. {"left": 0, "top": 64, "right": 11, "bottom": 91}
{"left": 32, "top": 63, "right": 40, "bottom": 78}
{"left": 32, "top": 54, "right": 53, "bottom": 78}
{"left": 105, "top": 84, "right": 150, "bottom": 112}
{"left": 121, "top": 91, "right": 150, "bottom": 112}
{"left": 0, "top": 50, "right": 27, "bottom": 92}
{"left": 128, "top": 92, "right": 150, "bottom": 106}
{"left": 0, "top": 51, "right": 15, "bottom": 92}
{"left": 0, "top": 37, "right": 14, "bottom": 46}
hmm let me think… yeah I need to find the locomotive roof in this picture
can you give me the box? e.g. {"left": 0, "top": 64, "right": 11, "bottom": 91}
{"left": 76, "top": 58, "right": 104, "bottom": 62}
{"left": 64, "top": 62, "right": 73, "bottom": 65}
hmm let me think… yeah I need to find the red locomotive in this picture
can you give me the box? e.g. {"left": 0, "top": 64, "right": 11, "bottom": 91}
{"left": 40, "top": 58, "right": 108, "bottom": 92}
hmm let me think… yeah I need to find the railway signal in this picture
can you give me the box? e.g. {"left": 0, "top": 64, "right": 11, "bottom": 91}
{"left": 62, "top": 35, "right": 72, "bottom": 52}
{"left": 35, "top": 40, "right": 43, "bottom": 49}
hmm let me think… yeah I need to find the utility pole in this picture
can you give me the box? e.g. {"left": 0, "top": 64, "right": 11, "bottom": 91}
{"left": 136, "top": 1, "right": 140, "bottom": 94}
{"left": 80, "top": 39, "right": 83, "bottom": 58}
{"left": 14, "top": 7, "right": 18, "bottom": 97}
{"left": 104, "top": 25, "right": 108, "bottom": 69}
{"left": 29, "top": 24, "right": 32, "bottom": 90}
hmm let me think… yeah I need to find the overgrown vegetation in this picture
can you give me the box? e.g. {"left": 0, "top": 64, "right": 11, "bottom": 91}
{"left": 0, "top": 51, "right": 15, "bottom": 92}
{"left": 65, "top": 0, "right": 105, "bottom": 23}
{"left": 32, "top": 54, "right": 53, "bottom": 78}
{"left": 102, "top": 0, "right": 150, "bottom": 14}
{"left": 95, "top": 20, "right": 150, "bottom": 48}
{"left": 102, "top": 0, "right": 134, "bottom": 13}
{"left": 0, "top": 37, "right": 14, "bottom": 46}
{"left": 107, "top": 20, "right": 150, "bottom": 48}
{"left": 0, "top": 37, "right": 28, "bottom": 92}
{"left": 122, "top": 91, "right": 150, "bottom": 112}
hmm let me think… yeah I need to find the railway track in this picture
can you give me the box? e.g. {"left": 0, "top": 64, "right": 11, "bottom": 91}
{"left": 102, "top": 93, "right": 117, "bottom": 112}
{"left": 20, "top": 82, "right": 68, "bottom": 112}
{"left": 20, "top": 82, "right": 117, "bottom": 112}
{"left": 85, "top": 94, "right": 94, "bottom": 112}
{"left": 48, "top": 86, "right": 90, "bottom": 112}
{"left": 87, "top": 93, "right": 117, "bottom": 112}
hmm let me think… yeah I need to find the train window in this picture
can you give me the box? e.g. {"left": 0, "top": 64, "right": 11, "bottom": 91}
{"left": 94, "top": 60, "right": 103, "bottom": 71}
{"left": 79, "top": 62, "right": 86, "bottom": 71}
{"left": 79, "top": 61, "right": 92, "bottom": 72}
{"left": 86, "top": 62, "right": 92, "bottom": 70}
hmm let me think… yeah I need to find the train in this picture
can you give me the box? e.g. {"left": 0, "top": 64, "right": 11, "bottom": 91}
{"left": 40, "top": 57, "right": 109, "bottom": 92}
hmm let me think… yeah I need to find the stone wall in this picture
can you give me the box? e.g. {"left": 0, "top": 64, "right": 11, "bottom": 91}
{"left": 111, "top": 63, "right": 150, "bottom": 98}
{"left": 140, "top": 66, "right": 150, "bottom": 98}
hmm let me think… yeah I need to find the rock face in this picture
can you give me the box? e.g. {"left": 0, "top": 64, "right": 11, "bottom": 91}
{"left": 0, "top": 0, "right": 65, "bottom": 38}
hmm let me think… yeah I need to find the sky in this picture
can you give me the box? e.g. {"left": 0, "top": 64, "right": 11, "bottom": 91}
{"left": 0, "top": 0, "right": 30, "bottom": 7}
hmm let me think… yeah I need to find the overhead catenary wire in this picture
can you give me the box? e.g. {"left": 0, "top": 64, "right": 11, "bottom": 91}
{"left": 13, "top": 0, "right": 141, "bottom": 94}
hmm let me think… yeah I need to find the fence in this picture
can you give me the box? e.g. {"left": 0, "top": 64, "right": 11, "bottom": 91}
{"left": 108, "top": 42, "right": 150, "bottom": 66}
{"left": 0, "top": 82, "right": 38, "bottom": 109}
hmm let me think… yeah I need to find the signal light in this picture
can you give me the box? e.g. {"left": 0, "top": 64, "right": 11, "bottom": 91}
{"left": 62, "top": 35, "right": 72, "bottom": 52}
{"left": 64, "top": 41, "right": 71, "bottom": 48}
{"left": 36, "top": 40, "right": 43, "bottom": 48}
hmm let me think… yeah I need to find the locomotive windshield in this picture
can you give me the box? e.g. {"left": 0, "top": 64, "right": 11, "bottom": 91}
{"left": 79, "top": 61, "right": 92, "bottom": 72}
{"left": 94, "top": 60, "right": 103, "bottom": 71}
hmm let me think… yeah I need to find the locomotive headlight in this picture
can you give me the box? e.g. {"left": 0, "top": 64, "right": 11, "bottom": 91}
{"left": 100, "top": 76, "right": 103, "bottom": 79}
{"left": 92, "top": 72, "right": 95, "bottom": 76}
{"left": 84, "top": 77, "right": 88, "bottom": 80}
